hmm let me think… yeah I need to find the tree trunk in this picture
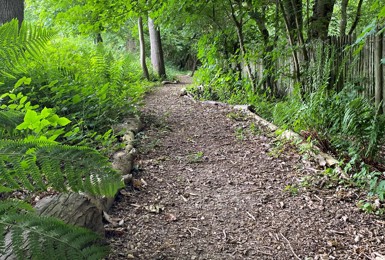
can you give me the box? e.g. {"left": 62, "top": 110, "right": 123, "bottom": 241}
{"left": 148, "top": 17, "right": 166, "bottom": 79}
{"left": 309, "top": 0, "right": 336, "bottom": 40}
{"left": 374, "top": 25, "right": 384, "bottom": 114}
{"left": 282, "top": 0, "right": 308, "bottom": 62}
{"left": 280, "top": 1, "right": 301, "bottom": 84}
{"left": 35, "top": 193, "right": 105, "bottom": 235}
{"left": 138, "top": 17, "right": 150, "bottom": 80}
{"left": 339, "top": 0, "right": 349, "bottom": 36}
{"left": 94, "top": 33, "right": 103, "bottom": 44}
{"left": 0, "top": 0, "right": 24, "bottom": 26}
{"left": 229, "top": 0, "right": 256, "bottom": 91}
{"left": 348, "top": 0, "right": 363, "bottom": 35}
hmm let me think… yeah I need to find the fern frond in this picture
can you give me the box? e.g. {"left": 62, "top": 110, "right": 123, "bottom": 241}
{"left": 0, "top": 110, "right": 24, "bottom": 139}
{"left": 0, "top": 200, "right": 108, "bottom": 259}
{"left": 0, "top": 20, "right": 55, "bottom": 79}
{"left": 0, "top": 140, "right": 124, "bottom": 196}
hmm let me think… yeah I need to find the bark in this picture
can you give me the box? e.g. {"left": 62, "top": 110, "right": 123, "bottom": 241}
{"left": 374, "top": 25, "right": 384, "bottom": 113}
{"left": 35, "top": 193, "right": 105, "bottom": 235}
{"left": 309, "top": 0, "right": 336, "bottom": 40}
{"left": 339, "top": 0, "right": 349, "bottom": 36}
{"left": 348, "top": 0, "right": 363, "bottom": 35}
{"left": 0, "top": 0, "right": 24, "bottom": 26}
{"left": 229, "top": 0, "right": 256, "bottom": 91}
{"left": 138, "top": 17, "right": 149, "bottom": 80}
{"left": 148, "top": 17, "right": 166, "bottom": 79}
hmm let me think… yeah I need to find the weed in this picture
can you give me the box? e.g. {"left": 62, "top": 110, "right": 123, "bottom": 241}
{"left": 227, "top": 112, "right": 248, "bottom": 121}
{"left": 235, "top": 126, "right": 245, "bottom": 140}
{"left": 299, "top": 176, "right": 312, "bottom": 188}
{"left": 187, "top": 151, "right": 204, "bottom": 163}
{"left": 284, "top": 184, "right": 299, "bottom": 196}
{"left": 249, "top": 122, "right": 261, "bottom": 135}
{"left": 268, "top": 140, "right": 287, "bottom": 158}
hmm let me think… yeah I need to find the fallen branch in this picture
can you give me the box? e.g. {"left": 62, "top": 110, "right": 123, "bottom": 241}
{"left": 280, "top": 233, "right": 301, "bottom": 260}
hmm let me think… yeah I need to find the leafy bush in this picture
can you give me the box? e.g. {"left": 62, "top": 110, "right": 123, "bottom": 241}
{"left": 274, "top": 85, "right": 385, "bottom": 161}
{"left": 0, "top": 20, "right": 147, "bottom": 258}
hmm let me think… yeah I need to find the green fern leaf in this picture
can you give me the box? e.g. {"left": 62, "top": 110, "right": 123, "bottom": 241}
{"left": 0, "top": 201, "right": 108, "bottom": 259}
{"left": 0, "top": 140, "right": 124, "bottom": 196}
{"left": 0, "top": 20, "right": 56, "bottom": 80}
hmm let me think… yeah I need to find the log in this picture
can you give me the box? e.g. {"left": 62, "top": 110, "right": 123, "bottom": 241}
{"left": 35, "top": 193, "right": 104, "bottom": 235}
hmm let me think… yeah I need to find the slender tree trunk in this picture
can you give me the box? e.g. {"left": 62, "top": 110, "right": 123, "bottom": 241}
{"left": 94, "top": 33, "right": 103, "bottom": 44}
{"left": 138, "top": 17, "right": 149, "bottom": 80}
{"left": 190, "top": 57, "right": 198, "bottom": 77}
{"left": 348, "top": 0, "right": 363, "bottom": 35}
{"left": 280, "top": 1, "right": 301, "bottom": 84}
{"left": 229, "top": 0, "right": 256, "bottom": 91}
{"left": 374, "top": 25, "right": 384, "bottom": 113}
{"left": 340, "top": 0, "right": 349, "bottom": 36}
{"left": 0, "top": 0, "right": 24, "bottom": 26}
{"left": 148, "top": 17, "right": 166, "bottom": 79}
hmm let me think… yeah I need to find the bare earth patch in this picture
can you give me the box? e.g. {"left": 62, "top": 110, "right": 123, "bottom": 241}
{"left": 106, "top": 76, "right": 385, "bottom": 260}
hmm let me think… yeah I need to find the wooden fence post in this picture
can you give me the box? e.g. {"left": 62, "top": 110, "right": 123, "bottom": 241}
{"left": 374, "top": 25, "right": 384, "bottom": 113}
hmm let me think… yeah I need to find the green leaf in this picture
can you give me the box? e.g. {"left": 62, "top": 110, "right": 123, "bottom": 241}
{"left": 57, "top": 117, "right": 71, "bottom": 126}
{"left": 40, "top": 107, "right": 52, "bottom": 118}
{"left": 71, "top": 94, "right": 82, "bottom": 104}
{"left": 13, "top": 77, "right": 31, "bottom": 89}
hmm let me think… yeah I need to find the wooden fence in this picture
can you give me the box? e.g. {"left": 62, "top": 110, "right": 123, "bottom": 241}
{"left": 249, "top": 34, "right": 385, "bottom": 102}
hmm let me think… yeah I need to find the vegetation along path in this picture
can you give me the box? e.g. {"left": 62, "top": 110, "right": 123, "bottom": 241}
{"left": 107, "top": 76, "right": 385, "bottom": 259}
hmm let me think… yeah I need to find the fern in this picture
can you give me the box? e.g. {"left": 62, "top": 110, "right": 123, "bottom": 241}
{"left": 0, "top": 200, "right": 108, "bottom": 260}
{"left": 0, "top": 20, "right": 55, "bottom": 80}
{"left": 0, "top": 110, "right": 24, "bottom": 138}
{"left": 0, "top": 140, "right": 124, "bottom": 196}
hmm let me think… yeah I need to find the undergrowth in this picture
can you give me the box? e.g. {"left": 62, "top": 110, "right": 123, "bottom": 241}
{"left": 0, "top": 20, "right": 153, "bottom": 258}
{"left": 191, "top": 54, "right": 385, "bottom": 209}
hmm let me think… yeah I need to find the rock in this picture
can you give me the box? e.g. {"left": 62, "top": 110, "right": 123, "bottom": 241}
{"left": 123, "top": 132, "right": 135, "bottom": 144}
{"left": 113, "top": 115, "right": 142, "bottom": 134}
{"left": 180, "top": 88, "right": 187, "bottom": 96}
{"left": 112, "top": 151, "right": 133, "bottom": 175}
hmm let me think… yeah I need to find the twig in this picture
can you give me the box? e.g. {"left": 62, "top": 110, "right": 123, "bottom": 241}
{"left": 246, "top": 211, "right": 256, "bottom": 221}
{"left": 280, "top": 233, "right": 301, "bottom": 260}
{"left": 255, "top": 250, "right": 272, "bottom": 256}
{"left": 180, "top": 195, "right": 188, "bottom": 202}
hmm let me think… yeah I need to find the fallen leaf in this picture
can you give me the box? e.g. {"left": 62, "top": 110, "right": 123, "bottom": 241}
{"left": 165, "top": 213, "right": 177, "bottom": 222}
{"left": 132, "top": 178, "right": 143, "bottom": 189}
{"left": 141, "top": 178, "right": 148, "bottom": 187}
{"left": 145, "top": 204, "right": 165, "bottom": 214}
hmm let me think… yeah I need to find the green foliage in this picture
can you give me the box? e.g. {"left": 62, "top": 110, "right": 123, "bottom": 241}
{"left": 273, "top": 86, "right": 385, "bottom": 161}
{"left": 0, "top": 139, "right": 124, "bottom": 195}
{"left": 0, "top": 200, "right": 108, "bottom": 259}
{"left": 0, "top": 19, "right": 149, "bottom": 258}
{"left": 0, "top": 20, "right": 55, "bottom": 83}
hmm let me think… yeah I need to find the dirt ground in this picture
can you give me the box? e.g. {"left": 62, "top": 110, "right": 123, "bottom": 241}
{"left": 106, "top": 76, "right": 385, "bottom": 260}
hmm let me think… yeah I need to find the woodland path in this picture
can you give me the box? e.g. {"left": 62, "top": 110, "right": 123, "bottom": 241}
{"left": 106, "top": 76, "right": 385, "bottom": 259}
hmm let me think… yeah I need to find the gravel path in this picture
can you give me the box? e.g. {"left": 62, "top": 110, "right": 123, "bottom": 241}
{"left": 107, "top": 76, "right": 385, "bottom": 260}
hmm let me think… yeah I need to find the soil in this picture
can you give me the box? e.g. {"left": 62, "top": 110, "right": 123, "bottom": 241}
{"left": 106, "top": 76, "right": 385, "bottom": 260}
